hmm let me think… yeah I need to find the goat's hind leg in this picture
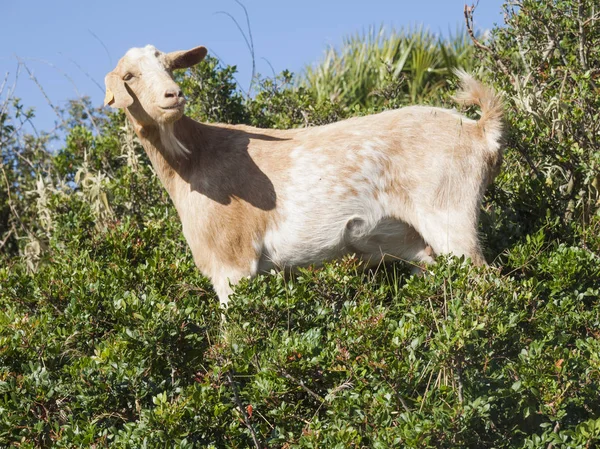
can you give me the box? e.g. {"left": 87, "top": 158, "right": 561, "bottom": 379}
{"left": 413, "top": 208, "right": 486, "bottom": 266}
{"left": 352, "top": 219, "right": 436, "bottom": 273}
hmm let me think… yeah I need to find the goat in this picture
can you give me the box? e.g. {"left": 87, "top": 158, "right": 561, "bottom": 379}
{"left": 104, "top": 44, "right": 504, "bottom": 306}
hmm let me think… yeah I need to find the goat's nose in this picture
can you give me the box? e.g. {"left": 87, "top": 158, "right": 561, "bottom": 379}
{"left": 164, "top": 88, "right": 183, "bottom": 99}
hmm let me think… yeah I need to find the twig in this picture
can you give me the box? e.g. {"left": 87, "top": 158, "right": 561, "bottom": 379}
{"left": 280, "top": 369, "right": 325, "bottom": 403}
{"left": 235, "top": 0, "right": 256, "bottom": 94}
{"left": 397, "top": 393, "right": 411, "bottom": 413}
{"left": 17, "top": 58, "right": 64, "bottom": 124}
{"left": 580, "top": 243, "right": 600, "bottom": 260}
{"left": 254, "top": 408, "right": 274, "bottom": 430}
{"left": 19, "top": 57, "right": 101, "bottom": 134}
{"left": 91, "top": 411, "right": 128, "bottom": 424}
{"left": 1, "top": 113, "right": 29, "bottom": 148}
{"left": 583, "top": 12, "right": 600, "bottom": 26}
{"left": 551, "top": 70, "right": 570, "bottom": 138}
{"left": 547, "top": 421, "right": 561, "bottom": 449}
{"left": 456, "top": 364, "right": 464, "bottom": 404}
{"left": 260, "top": 57, "right": 277, "bottom": 79}
{"left": 61, "top": 53, "right": 105, "bottom": 94}
{"left": 502, "top": 240, "right": 555, "bottom": 278}
{"left": 541, "top": 23, "right": 569, "bottom": 67}
{"left": 514, "top": 140, "right": 542, "bottom": 179}
{"left": 577, "top": 0, "right": 589, "bottom": 71}
{"left": 1, "top": 63, "right": 22, "bottom": 118}
{"left": 380, "top": 376, "right": 411, "bottom": 413}
{"left": 88, "top": 29, "right": 112, "bottom": 66}
{"left": 215, "top": 0, "right": 256, "bottom": 96}
{"left": 463, "top": 3, "right": 511, "bottom": 78}
{"left": 304, "top": 376, "right": 353, "bottom": 434}
{"left": 2, "top": 97, "right": 53, "bottom": 147}
{"left": 13, "top": 149, "right": 37, "bottom": 171}
{"left": 0, "top": 228, "right": 13, "bottom": 251}
{"left": 541, "top": 36, "right": 556, "bottom": 62}
{"left": 0, "top": 71, "right": 9, "bottom": 99}
{"left": 1, "top": 163, "right": 33, "bottom": 239}
{"left": 206, "top": 48, "right": 246, "bottom": 95}
{"left": 420, "top": 368, "right": 436, "bottom": 413}
{"left": 515, "top": 35, "right": 531, "bottom": 74}
{"left": 214, "top": 12, "right": 253, "bottom": 59}
{"left": 226, "top": 370, "right": 262, "bottom": 449}
{"left": 327, "top": 377, "right": 354, "bottom": 401}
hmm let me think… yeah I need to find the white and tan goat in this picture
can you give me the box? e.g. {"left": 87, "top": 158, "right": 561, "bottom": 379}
{"left": 104, "top": 45, "right": 504, "bottom": 305}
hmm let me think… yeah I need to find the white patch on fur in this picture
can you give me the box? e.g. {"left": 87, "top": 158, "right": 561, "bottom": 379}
{"left": 159, "top": 123, "right": 190, "bottom": 157}
{"left": 259, "top": 141, "right": 415, "bottom": 271}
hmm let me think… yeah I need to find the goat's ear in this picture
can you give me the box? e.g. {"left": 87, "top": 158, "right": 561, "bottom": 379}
{"left": 104, "top": 72, "right": 133, "bottom": 108}
{"left": 166, "top": 46, "right": 208, "bottom": 70}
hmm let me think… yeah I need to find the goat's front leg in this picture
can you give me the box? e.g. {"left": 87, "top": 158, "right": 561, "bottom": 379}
{"left": 213, "top": 279, "right": 235, "bottom": 308}
{"left": 211, "top": 264, "right": 258, "bottom": 308}
{"left": 212, "top": 274, "right": 240, "bottom": 307}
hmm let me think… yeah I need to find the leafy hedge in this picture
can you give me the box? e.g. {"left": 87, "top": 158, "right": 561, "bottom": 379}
{"left": 2, "top": 237, "right": 599, "bottom": 447}
{"left": 1, "top": 1, "right": 600, "bottom": 447}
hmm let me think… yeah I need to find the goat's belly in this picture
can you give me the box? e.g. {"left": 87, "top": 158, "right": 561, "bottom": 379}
{"left": 257, "top": 214, "right": 416, "bottom": 272}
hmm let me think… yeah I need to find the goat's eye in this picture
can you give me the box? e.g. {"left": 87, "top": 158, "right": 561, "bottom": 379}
{"left": 123, "top": 73, "right": 133, "bottom": 81}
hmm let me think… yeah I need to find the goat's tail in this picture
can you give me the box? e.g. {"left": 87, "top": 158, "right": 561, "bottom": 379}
{"left": 452, "top": 69, "right": 504, "bottom": 144}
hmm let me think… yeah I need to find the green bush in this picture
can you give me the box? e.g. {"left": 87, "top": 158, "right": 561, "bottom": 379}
{"left": 1, "top": 2, "right": 600, "bottom": 447}
{"left": 300, "top": 26, "right": 476, "bottom": 109}
{"left": 478, "top": 0, "right": 600, "bottom": 246}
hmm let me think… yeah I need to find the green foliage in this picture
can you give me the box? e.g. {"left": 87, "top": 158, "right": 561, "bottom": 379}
{"left": 178, "top": 56, "right": 249, "bottom": 125}
{"left": 480, "top": 0, "right": 600, "bottom": 245}
{"left": 246, "top": 71, "right": 347, "bottom": 129}
{"left": 0, "top": 217, "right": 219, "bottom": 447}
{"left": 1, "top": 97, "right": 53, "bottom": 256}
{"left": 220, "top": 250, "right": 599, "bottom": 448}
{"left": 300, "top": 26, "right": 476, "bottom": 110}
{"left": 2, "top": 249, "right": 599, "bottom": 447}
{"left": 1, "top": 7, "right": 600, "bottom": 448}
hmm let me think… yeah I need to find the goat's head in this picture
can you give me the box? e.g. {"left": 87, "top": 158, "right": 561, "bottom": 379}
{"left": 104, "top": 45, "right": 207, "bottom": 126}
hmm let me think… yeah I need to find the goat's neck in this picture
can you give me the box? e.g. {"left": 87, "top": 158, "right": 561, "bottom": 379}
{"left": 126, "top": 112, "right": 197, "bottom": 201}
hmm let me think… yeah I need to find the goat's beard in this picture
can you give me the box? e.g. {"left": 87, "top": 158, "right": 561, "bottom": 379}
{"left": 158, "top": 122, "right": 190, "bottom": 158}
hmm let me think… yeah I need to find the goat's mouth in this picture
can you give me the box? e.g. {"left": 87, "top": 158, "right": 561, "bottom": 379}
{"left": 160, "top": 99, "right": 186, "bottom": 111}
{"left": 160, "top": 103, "right": 185, "bottom": 111}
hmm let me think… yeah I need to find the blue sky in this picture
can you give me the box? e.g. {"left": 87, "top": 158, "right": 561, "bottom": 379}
{"left": 0, "top": 0, "right": 504, "bottom": 135}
